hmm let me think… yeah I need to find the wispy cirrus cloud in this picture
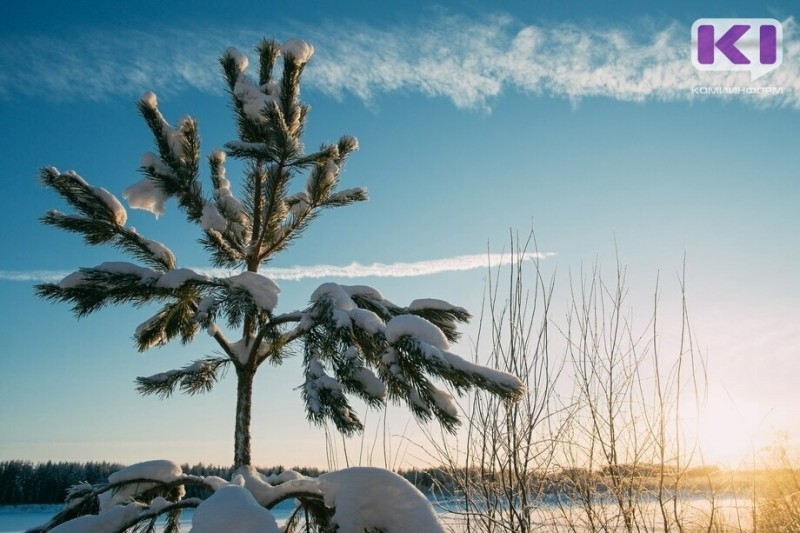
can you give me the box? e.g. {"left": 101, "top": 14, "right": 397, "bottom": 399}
{"left": 1, "top": 13, "right": 798, "bottom": 109}
{"left": 0, "top": 251, "right": 554, "bottom": 283}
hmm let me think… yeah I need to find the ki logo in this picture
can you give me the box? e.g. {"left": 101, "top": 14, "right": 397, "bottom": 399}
{"left": 691, "top": 19, "right": 783, "bottom": 81}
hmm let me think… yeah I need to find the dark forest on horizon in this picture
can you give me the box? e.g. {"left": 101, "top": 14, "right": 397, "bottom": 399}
{"left": 0, "top": 459, "right": 759, "bottom": 507}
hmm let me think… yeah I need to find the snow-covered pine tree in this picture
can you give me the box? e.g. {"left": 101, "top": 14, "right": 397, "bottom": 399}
{"left": 35, "top": 38, "right": 524, "bottom": 472}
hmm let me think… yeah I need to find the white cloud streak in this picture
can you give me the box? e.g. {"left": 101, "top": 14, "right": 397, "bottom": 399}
{"left": 0, "top": 251, "right": 554, "bottom": 283}
{"left": 1, "top": 14, "right": 798, "bottom": 109}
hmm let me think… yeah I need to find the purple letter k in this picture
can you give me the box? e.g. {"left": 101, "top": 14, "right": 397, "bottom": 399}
{"left": 697, "top": 24, "right": 751, "bottom": 64}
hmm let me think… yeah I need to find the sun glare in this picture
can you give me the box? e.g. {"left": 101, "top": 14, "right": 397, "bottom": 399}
{"left": 695, "top": 382, "right": 773, "bottom": 468}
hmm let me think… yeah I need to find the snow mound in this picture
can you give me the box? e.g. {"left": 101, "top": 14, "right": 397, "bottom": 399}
{"left": 191, "top": 485, "right": 279, "bottom": 533}
{"left": 318, "top": 467, "right": 444, "bottom": 533}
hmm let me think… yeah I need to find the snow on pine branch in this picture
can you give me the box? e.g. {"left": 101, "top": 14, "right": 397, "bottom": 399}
{"left": 282, "top": 39, "right": 314, "bottom": 65}
{"left": 385, "top": 314, "right": 450, "bottom": 350}
{"left": 57, "top": 262, "right": 207, "bottom": 291}
{"left": 222, "top": 47, "right": 279, "bottom": 127}
{"left": 37, "top": 168, "right": 180, "bottom": 271}
{"left": 299, "top": 281, "right": 522, "bottom": 431}
{"left": 387, "top": 322, "right": 524, "bottom": 400}
{"left": 138, "top": 92, "right": 192, "bottom": 164}
{"left": 124, "top": 178, "right": 168, "bottom": 218}
{"left": 191, "top": 485, "right": 279, "bottom": 533}
{"left": 46, "top": 167, "right": 127, "bottom": 225}
{"left": 133, "top": 91, "right": 205, "bottom": 224}
{"left": 303, "top": 352, "right": 364, "bottom": 434}
{"left": 206, "top": 150, "right": 249, "bottom": 243}
{"left": 101, "top": 460, "right": 184, "bottom": 511}
{"left": 226, "top": 271, "right": 280, "bottom": 312}
{"left": 39, "top": 167, "right": 127, "bottom": 231}
{"left": 37, "top": 262, "right": 199, "bottom": 318}
{"left": 37, "top": 459, "right": 444, "bottom": 533}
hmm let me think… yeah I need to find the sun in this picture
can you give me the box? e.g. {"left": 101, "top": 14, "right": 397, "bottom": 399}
{"left": 692, "top": 381, "right": 773, "bottom": 468}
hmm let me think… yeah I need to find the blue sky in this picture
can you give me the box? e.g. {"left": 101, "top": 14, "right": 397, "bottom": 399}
{"left": 1, "top": 1, "right": 798, "bottom": 469}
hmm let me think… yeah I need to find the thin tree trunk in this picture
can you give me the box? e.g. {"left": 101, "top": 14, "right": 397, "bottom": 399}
{"left": 234, "top": 367, "right": 255, "bottom": 467}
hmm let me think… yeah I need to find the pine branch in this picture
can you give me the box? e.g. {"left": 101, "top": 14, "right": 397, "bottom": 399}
{"left": 35, "top": 266, "right": 169, "bottom": 317}
{"left": 136, "top": 95, "right": 204, "bottom": 223}
{"left": 376, "top": 346, "right": 461, "bottom": 432}
{"left": 220, "top": 49, "right": 271, "bottom": 145}
{"left": 114, "top": 226, "right": 176, "bottom": 271}
{"left": 214, "top": 279, "right": 274, "bottom": 330}
{"left": 40, "top": 210, "right": 117, "bottom": 245}
{"left": 263, "top": 101, "right": 302, "bottom": 162}
{"left": 39, "top": 167, "right": 127, "bottom": 227}
{"left": 302, "top": 351, "right": 364, "bottom": 435}
{"left": 134, "top": 298, "right": 200, "bottom": 351}
{"left": 406, "top": 305, "right": 471, "bottom": 343}
{"left": 259, "top": 149, "right": 368, "bottom": 261}
{"left": 257, "top": 39, "right": 280, "bottom": 86}
{"left": 329, "top": 346, "right": 386, "bottom": 407}
{"left": 254, "top": 163, "right": 291, "bottom": 258}
{"left": 32, "top": 476, "right": 210, "bottom": 533}
{"left": 322, "top": 187, "right": 368, "bottom": 208}
{"left": 242, "top": 163, "right": 266, "bottom": 257}
{"left": 224, "top": 140, "right": 271, "bottom": 160}
{"left": 25, "top": 483, "right": 100, "bottom": 532}
{"left": 40, "top": 169, "right": 176, "bottom": 271}
{"left": 278, "top": 43, "right": 311, "bottom": 141}
{"left": 208, "top": 151, "right": 250, "bottom": 245}
{"left": 200, "top": 228, "right": 245, "bottom": 268}
{"left": 136, "top": 357, "right": 230, "bottom": 398}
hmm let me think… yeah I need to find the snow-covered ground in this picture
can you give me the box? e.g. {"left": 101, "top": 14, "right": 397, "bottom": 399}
{"left": 1, "top": 493, "right": 754, "bottom": 533}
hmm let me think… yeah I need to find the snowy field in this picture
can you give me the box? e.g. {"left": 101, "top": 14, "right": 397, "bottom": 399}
{"left": 0, "top": 494, "right": 753, "bottom": 532}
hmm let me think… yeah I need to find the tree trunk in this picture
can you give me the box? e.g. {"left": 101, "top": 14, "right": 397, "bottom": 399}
{"left": 234, "top": 367, "right": 255, "bottom": 467}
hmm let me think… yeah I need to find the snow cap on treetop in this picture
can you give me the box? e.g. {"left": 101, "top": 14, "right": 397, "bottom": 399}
{"left": 223, "top": 47, "right": 249, "bottom": 74}
{"left": 340, "top": 135, "right": 359, "bottom": 153}
{"left": 283, "top": 39, "right": 314, "bottom": 64}
{"left": 210, "top": 149, "right": 226, "bottom": 164}
{"left": 139, "top": 91, "right": 158, "bottom": 110}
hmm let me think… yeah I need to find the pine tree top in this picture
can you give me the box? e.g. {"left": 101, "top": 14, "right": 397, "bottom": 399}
{"left": 36, "top": 38, "right": 524, "bottom": 447}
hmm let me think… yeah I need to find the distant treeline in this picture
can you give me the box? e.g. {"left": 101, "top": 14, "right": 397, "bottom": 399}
{"left": 1, "top": 459, "right": 728, "bottom": 506}
{"left": 0, "top": 460, "right": 326, "bottom": 506}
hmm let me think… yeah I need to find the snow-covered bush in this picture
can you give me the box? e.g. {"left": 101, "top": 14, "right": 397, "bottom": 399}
{"left": 33, "top": 37, "right": 524, "bottom": 531}
{"left": 30, "top": 461, "right": 442, "bottom": 532}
